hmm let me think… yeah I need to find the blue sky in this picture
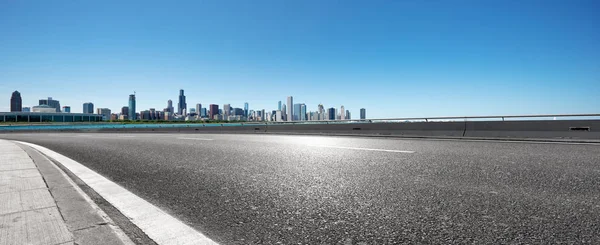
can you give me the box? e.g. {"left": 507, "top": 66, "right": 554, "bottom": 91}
{"left": 1, "top": 0, "right": 598, "bottom": 118}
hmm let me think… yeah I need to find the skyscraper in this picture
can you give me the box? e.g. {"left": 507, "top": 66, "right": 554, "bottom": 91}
{"left": 300, "top": 104, "right": 307, "bottom": 121}
{"left": 293, "top": 104, "right": 301, "bottom": 121}
{"left": 128, "top": 94, "right": 136, "bottom": 120}
{"left": 346, "top": 110, "right": 351, "bottom": 120}
{"left": 340, "top": 106, "right": 345, "bottom": 120}
{"left": 121, "top": 106, "right": 129, "bottom": 116}
{"left": 178, "top": 89, "right": 186, "bottom": 115}
{"left": 39, "top": 97, "right": 61, "bottom": 112}
{"left": 209, "top": 104, "right": 219, "bottom": 120}
{"left": 10, "top": 91, "right": 22, "bottom": 112}
{"left": 360, "top": 108, "right": 366, "bottom": 120}
{"left": 167, "top": 99, "right": 174, "bottom": 113}
{"left": 287, "top": 96, "right": 293, "bottom": 121}
{"left": 83, "top": 102, "right": 94, "bottom": 114}
{"left": 244, "top": 102, "right": 249, "bottom": 117}
{"left": 281, "top": 104, "right": 287, "bottom": 121}
{"left": 278, "top": 101, "right": 282, "bottom": 111}
{"left": 224, "top": 104, "right": 231, "bottom": 117}
{"left": 327, "top": 108, "right": 336, "bottom": 120}
{"left": 196, "top": 104, "right": 202, "bottom": 117}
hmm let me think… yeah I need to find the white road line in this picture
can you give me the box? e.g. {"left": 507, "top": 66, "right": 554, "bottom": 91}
{"left": 16, "top": 141, "right": 218, "bottom": 245}
{"left": 309, "top": 145, "right": 415, "bottom": 153}
{"left": 177, "top": 137, "right": 214, "bottom": 141}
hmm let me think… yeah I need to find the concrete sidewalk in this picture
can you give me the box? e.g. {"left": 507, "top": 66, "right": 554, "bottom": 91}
{"left": 0, "top": 139, "right": 132, "bottom": 245}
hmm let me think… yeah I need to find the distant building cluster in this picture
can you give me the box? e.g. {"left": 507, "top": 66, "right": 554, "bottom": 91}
{"left": 2, "top": 91, "right": 101, "bottom": 122}
{"left": 3, "top": 89, "right": 367, "bottom": 122}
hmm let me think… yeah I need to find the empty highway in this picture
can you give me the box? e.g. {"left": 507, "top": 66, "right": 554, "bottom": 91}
{"left": 1, "top": 133, "right": 599, "bottom": 244}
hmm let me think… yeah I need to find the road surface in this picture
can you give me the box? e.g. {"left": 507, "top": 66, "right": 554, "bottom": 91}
{"left": 1, "top": 133, "right": 599, "bottom": 244}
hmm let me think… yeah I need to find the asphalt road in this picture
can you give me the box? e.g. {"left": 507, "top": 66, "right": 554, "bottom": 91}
{"left": 1, "top": 133, "right": 599, "bottom": 244}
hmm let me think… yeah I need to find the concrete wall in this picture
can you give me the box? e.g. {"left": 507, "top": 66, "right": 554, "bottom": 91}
{"left": 2, "top": 120, "right": 599, "bottom": 140}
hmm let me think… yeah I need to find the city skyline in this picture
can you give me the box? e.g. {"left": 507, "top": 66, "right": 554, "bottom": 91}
{"left": 1, "top": 1, "right": 599, "bottom": 117}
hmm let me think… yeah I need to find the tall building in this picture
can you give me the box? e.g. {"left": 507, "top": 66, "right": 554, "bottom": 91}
{"left": 83, "top": 102, "right": 94, "bottom": 114}
{"left": 121, "top": 106, "right": 129, "bottom": 116}
{"left": 346, "top": 110, "right": 351, "bottom": 120}
{"left": 200, "top": 108, "right": 207, "bottom": 117}
{"left": 281, "top": 104, "right": 287, "bottom": 121}
{"left": 327, "top": 108, "right": 336, "bottom": 120}
{"left": 244, "top": 102, "right": 249, "bottom": 117}
{"left": 62, "top": 106, "right": 71, "bottom": 113}
{"left": 360, "top": 108, "right": 366, "bottom": 119}
{"left": 287, "top": 96, "right": 293, "bottom": 121}
{"left": 278, "top": 101, "right": 282, "bottom": 111}
{"left": 196, "top": 104, "right": 202, "bottom": 117}
{"left": 224, "top": 104, "right": 231, "bottom": 117}
{"left": 128, "top": 94, "right": 136, "bottom": 120}
{"left": 293, "top": 104, "right": 301, "bottom": 121}
{"left": 96, "top": 108, "right": 111, "bottom": 121}
{"left": 209, "top": 104, "right": 219, "bottom": 120}
{"left": 300, "top": 104, "right": 307, "bottom": 121}
{"left": 167, "top": 99, "right": 174, "bottom": 114}
{"left": 39, "top": 97, "right": 61, "bottom": 112}
{"left": 233, "top": 108, "right": 244, "bottom": 116}
{"left": 10, "top": 91, "right": 22, "bottom": 112}
{"left": 340, "top": 106, "right": 345, "bottom": 120}
{"left": 178, "top": 89, "right": 186, "bottom": 115}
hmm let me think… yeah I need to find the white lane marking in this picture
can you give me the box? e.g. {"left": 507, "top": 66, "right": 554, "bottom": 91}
{"left": 16, "top": 141, "right": 218, "bottom": 245}
{"left": 177, "top": 137, "right": 214, "bottom": 141}
{"left": 309, "top": 145, "right": 415, "bottom": 153}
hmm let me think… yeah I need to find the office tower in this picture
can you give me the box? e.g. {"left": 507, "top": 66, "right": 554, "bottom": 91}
{"left": 149, "top": 108, "right": 157, "bottom": 120}
{"left": 346, "top": 110, "right": 351, "bottom": 120}
{"left": 201, "top": 108, "right": 207, "bottom": 117}
{"left": 360, "top": 108, "right": 366, "bottom": 119}
{"left": 233, "top": 108, "right": 244, "bottom": 116}
{"left": 244, "top": 102, "right": 249, "bottom": 117}
{"left": 196, "top": 104, "right": 201, "bottom": 116}
{"left": 300, "top": 104, "right": 307, "bottom": 121}
{"left": 209, "top": 104, "right": 219, "bottom": 120}
{"left": 10, "top": 91, "right": 22, "bottom": 112}
{"left": 121, "top": 106, "right": 129, "bottom": 116}
{"left": 83, "top": 102, "right": 94, "bottom": 114}
{"left": 62, "top": 106, "right": 71, "bottom": 113}
{"left": 328, "top": 108, "right": 336, "bottom": 120}
{"left": 128, "top": 94, "right": 136, "bottom": 120}
{"left": 287, "top": 96, "right": 293, "bottom": 121}
{"left": 261, "top": 109, "right": 265, "bottom": 121}
{"left": 22, "top": 107, "right": 30, "bottom": 112}
{"left": 278, "top": 101, "right": 282, "bottom": 111}
{"left": 167, "top": 100, "right": 174, "bottom": 113}
{"left": 178, "top": 89, "right": 187, "bottom": 115}
{"left": 293, "top": 104, "right": 301, "bottom": 121}
{"left": 281, "top": 104, "right": 287, "bottom": 120}
{"left": 224, "top": 104, "right": 231, "bottom": 117}
{"left": 275, "top": 110, "right": 282, "bottom": 121}
{"left": 39, "top": 97, "right": 61, "bottom": 112}
{"left": 96, "top": 108, "right": 111, "bottom": 121}
{"left": 340, "top": 106, "right": 345, "bottom": 120}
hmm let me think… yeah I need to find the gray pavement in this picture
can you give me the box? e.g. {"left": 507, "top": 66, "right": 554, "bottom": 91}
{"left": 1, "top": 133, "right": 599, "bottom": 244}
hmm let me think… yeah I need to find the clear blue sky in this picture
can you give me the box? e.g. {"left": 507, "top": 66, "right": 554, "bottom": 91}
{"left": 1, "top": 0, "right": 598, "bottom": 118}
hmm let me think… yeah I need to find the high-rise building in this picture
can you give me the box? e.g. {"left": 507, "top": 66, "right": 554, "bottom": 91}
{"left": 244, "top": 102, "right": 249, "bottom": 117}
{"left": 200, "top": 108, "right": 207, "bottom": 118}
{"left": 10, "top": 91, "right": 22, "bottom": 112}
{"left": 39, "top": 97, "right": 61, "bottom": 112}
{"left": 281, "top": 104, "right": 287, "bottom": 121}
{"left": 327, "top": 108, "right": 336, "bottom": 120}
{"left": 62, "top": 106, "right": 71, "bottom": 113}
{"left": 233, "top": 108, "right": 244, "bottom": 116}
{"left": 300, "top": 104, "right": 307, "bottom": 121}
{"left": 209, "top": 104, "right": 219, "bottom": 120}
{"left": 340, "top": 106, "right": 345, "bottom": 120}
{"left": 83, "top": 102, "right": 94, "bottom": 114}
{"left": 196, "top": 104, "right": 202, "bottom": 117}
{"left": 167, "top": 100, "right": 174, "bottom": 114}
{"left": 346, "top": 110, "right": 351, "bottom": 120}
{"left": 96, "top": 108, "right": 111, "bottom": 121}
{"left": 121, "top": 106, "right": 129, "bottom": 116}
{"left": 224, "top": 104, "right": 231, "bottom": 117}
{"left": 360, "top": 108, "right": 366, "bottom": 119}
{"left": 278, "top": 101, "right": 282, "bottom": 111}
{"left": 178, "top": 89, "right": 186, "bottom": 115}
{"left": 287, "top": 96, "right": 293, "bottom": 121}
{"left": 128, "top": 94, "right": 136, "bottom": 120}
{"left": 293, "top": 103, "right": 301, "bottom": 121}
